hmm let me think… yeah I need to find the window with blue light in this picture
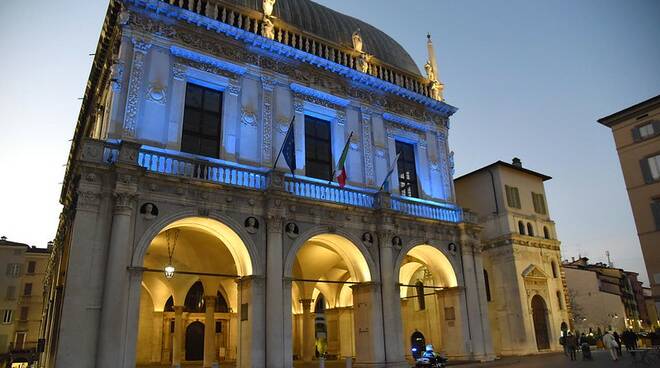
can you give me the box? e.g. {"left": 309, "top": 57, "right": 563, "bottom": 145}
{"left": 304, "top": 115, "right": 333, "bottom": 181}
{"left": 181, "top": 83, "right": 223, "bottom": 158}
{"left": 396, "top": 141, "right": 419, "bottom": 198}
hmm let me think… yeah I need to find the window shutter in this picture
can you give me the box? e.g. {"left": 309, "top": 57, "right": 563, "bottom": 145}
{"left": 653, "top": 121, "right": 660, "bottom": 135}
{"left": 513, "top": 187, "right": 521, "bottom": 208}
{"left": 505, "top": 185, "right": 513, "bottom": 207}
{"left": 652, "top": 201, "right": 660, "bottom": 231}
{"left": 632, "top": 127, "right": 641, "bottom": 142}
{"left": 640, "top": 158, "right": 653, "bottom": 184}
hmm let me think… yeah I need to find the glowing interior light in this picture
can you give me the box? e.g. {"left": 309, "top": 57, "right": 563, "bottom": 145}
{"left": 164, "top": 264, "right": 175, "bottom": 279}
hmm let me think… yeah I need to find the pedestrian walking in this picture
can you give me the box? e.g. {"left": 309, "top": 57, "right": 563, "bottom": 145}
{"left": 602, "top": 330, "right": 619, "bottom": 361}
{"left": 565, "top": 332, "right": 578, "bottom": 361}
{"left": 579, "top": 333, "right": 592, "bottom": 361}
{"left": 613, "top": 331, "right": 622, "bottom": 357}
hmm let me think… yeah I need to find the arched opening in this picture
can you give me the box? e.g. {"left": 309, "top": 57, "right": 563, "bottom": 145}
{"left": 185, "top": 321, "right": 205, "bottom": 361}
{"left": 288, "top": 233, "right": 372, "bottom": 364}
{"left": 398, "top": 244, "right": 459, "bottom": 361}
{"left": 531, "top": 295, "right": 550, "bottom": 350}
{"left": 135, "top": 216, "right": 255, "bottom": 367}
{"left": 518, "top": 221, "right": 525, "bottom": 235}
{"left": 410, "top": 330, "right": 426, "bottom": 360}
{"left": 527, "top": 223, "right": 534, "bottom": 237}
{"left": 543, "top": 226, "right": 550, "bottom": 239}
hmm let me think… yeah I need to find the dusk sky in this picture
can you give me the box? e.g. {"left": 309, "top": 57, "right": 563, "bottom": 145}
{"left": 1, "top": 0, "right": 658, "bottom": 284}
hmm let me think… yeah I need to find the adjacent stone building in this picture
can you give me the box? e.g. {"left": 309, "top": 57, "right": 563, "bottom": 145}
{"left": 563, "top": 258, "right": 649, "bottom": 333}
{"left": 597, "top": 94, "right": 660, "bottom": 316}
{"left": 40, "top": 1, "right": 497, "bottom": 367}
{"left": 455, "top": 159, "right": 570, "bottom": 355}
{"left": 0, "top": 237, "right": 49, "bottom": 359}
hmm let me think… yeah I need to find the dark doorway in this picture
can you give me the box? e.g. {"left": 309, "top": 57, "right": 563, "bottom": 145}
{"left": 531, "top": 295, "right": 550, "bottom": 350}
{"left": 410, "top": 330, "right": 426, "bottom": 359}
{"left": 185, "top": 321, "right": 205, "bottom": 361}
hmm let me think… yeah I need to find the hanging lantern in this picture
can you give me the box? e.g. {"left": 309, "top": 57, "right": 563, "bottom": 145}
{"left": 164, "top": 229, "right": 180, "bottom": 279}
{"left": 164, "top": 264, "right": 175, "bottom": 279}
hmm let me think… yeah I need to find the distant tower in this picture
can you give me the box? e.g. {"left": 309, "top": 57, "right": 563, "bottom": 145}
{"left": 606, "top": 251, "right": 613, "bottom": 268}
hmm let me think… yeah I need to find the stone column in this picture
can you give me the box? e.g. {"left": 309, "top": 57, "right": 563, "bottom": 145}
{"left": 461, "top": 239, "right": 495, "bottom": 361}
{"left": 282, "top": 279, "right": 294, "bottom": 368}
{"left": 351, "top": 282, "right": 386, "bottom": 365}
{"left": 266, "top": 215, "right": 286, "bottom": 367}
{"left": 204, "top": 296, "right": 218, "bottom": 367}
{"left": 172, "top": 306, "right": 184, "bottom": 368}
{"left": 236, "top": 276, "right": 266, "bottom": 368}
{"left": 152, "top": 312, "right": 164, "bottom": 363}
{"left": 325, "top": 308, "right": 340, "bottom": 356}
{"left": 96, "top": 175, "right": 138, "bottom": 368}
{"left": 378, "top": 233, "right": 407, "bottom": 367}
{"left": 300, "top": 299, "right": 315, "bottom": 362}
{"left": 162, "top": 318, "right": 171, "bottom": 364}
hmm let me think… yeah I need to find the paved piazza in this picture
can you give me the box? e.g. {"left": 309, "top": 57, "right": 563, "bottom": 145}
{"left": 136, "top": 350, "right": 658, "bottom": 368}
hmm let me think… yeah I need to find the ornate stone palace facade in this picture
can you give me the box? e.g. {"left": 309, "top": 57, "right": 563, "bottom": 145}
{"left": 39, "top": 1, "right": 499, "bottom": 367}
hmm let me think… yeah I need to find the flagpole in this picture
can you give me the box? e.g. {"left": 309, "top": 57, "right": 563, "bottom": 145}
{"left": 329, "top": 131, "right": 353, "bottom": 185}
{"left": 272, "top": 116, "right": 295, "bottom": 170}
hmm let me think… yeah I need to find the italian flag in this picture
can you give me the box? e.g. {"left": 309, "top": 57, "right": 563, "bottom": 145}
{"left": 335, "top": 132, "right": 353, "bottom": 188}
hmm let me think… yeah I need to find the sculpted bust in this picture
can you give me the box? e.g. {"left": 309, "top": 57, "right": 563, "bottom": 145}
{"left": 263, "top": 0, "right": 276, "bottom": 17}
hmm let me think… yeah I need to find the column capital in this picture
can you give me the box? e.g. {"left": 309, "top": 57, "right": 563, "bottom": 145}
{"left": 299, "top": 298, "right": 314, "bottom": 311}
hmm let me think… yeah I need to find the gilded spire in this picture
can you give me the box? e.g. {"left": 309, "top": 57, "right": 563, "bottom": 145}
{"left": 425, "top": 33, "right": 444, "bottom": 101}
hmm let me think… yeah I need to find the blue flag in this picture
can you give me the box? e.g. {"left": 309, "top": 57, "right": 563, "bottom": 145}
{"left": 282, "top": 117, "right": 296, "bottom": 176}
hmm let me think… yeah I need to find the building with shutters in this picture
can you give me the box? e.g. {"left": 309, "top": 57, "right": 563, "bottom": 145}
{"left": 597, "top": 94, "right": 660, "bottom": 322}
{"left": 454, "top": 159, "right": 571, "bottom": 355}
{"left": 0, "top": 237, "right": 50, "bottom": 362}
{"left": 39, "top": 1, "right": 502, "bottom": 367}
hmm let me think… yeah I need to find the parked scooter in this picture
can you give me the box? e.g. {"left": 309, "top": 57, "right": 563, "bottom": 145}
{"left": 414, "top": 345, "right": 447, "bottom": 368}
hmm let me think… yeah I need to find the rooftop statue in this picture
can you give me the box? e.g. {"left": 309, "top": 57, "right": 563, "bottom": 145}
{"left": 263, "top": 0, "right": 276, "bottom": 17}
{"left": 352, "top": 29, "right": 363, "bottom": 53}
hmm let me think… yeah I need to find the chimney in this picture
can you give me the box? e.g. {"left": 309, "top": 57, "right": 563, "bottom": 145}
{"left": 512, "top": 157, "right": 522, "bottom": 168}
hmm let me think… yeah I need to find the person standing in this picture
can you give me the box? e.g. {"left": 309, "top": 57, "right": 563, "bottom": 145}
{"left": 602, "top": 331, "right": 619, "bottom": 361}
{"left": 565, "top": 332, "right": 578, "bottom": 361}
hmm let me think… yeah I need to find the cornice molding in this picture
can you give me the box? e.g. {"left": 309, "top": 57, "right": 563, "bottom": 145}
{"left": 290, "top": 83, "right": 350, "bottom": 108}
{"left": 170, "top": 45, "right": 247, "bottom": 76}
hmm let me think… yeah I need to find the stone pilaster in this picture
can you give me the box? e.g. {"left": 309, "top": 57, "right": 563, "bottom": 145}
{"left": 123, "top": 38, "right": 152, "bottom": 139}
{"left": 203, "top": 296, "right": 219, "bottom": 368}
{"left": 361, "top": 107, "right": 375, "bottom": 186}
{"left": 350, "top": 282, "right": 386, "bottom": 366}
{"left": 300, "top": 298, "right": 315, "bottom": 362}
{"left": 172, "top": 306, "right": 184, "bottom": 368}
{"left": 236, "top": 275, "right": 265, "bottom": 368}
{"left": 261, "top": 76, "right": 276, "bottom": 166}
{"left": 265, "top": 214, "right": 286, "bottom": 367}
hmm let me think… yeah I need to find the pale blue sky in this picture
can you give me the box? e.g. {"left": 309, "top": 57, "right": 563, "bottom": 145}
{"left": 1, "top": 1, "right": 658, "bottom": 284}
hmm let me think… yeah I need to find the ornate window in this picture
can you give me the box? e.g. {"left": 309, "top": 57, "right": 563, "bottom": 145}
{"left": 396, "top": 141, "right": 419, "bottom": 198}
{"left": 518, "top": 221, "right": 526, "bottom": 235}
{"left": 527, "top": 223, "right": 534, "bottom": 237}
{"left": 304, "top": 115, "right": 333, "bottom": 181}
{"left": 543, "top": 226, "right": 551, "bottom": 239}
{"left": 181, "top": 83, "right": 223, "bottom": 158}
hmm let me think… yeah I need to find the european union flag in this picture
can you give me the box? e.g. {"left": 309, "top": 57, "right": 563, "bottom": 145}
{"left": 281, "top": 116, "right": 296, "bottom": 175}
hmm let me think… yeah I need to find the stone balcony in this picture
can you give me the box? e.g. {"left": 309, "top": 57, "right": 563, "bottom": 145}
{"left": 79, "top": 138, "right": 473, "bottom": 224}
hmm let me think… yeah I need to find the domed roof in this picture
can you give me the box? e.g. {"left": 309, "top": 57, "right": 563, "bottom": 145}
{"left": 224, "top": 0, "right": 421, "bottom": 76}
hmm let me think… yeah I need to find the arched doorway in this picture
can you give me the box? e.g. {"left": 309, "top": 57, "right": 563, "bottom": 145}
{"left": 134, "top": 216, "right": 258, "bottom": 368}
{"left": 410, "top": 330, "right": 426, "bottom": 359}
{"left": 531, "top": 295, "right": 550, "bottom": 350}
{"left": 286, "top": 232, "right": 376, "bottom": 364}
{"left": 397, "top": 244, "right": 459, "bottom": 360}
{"left": 185, "top": 321, "right": 205, "bottom": 361}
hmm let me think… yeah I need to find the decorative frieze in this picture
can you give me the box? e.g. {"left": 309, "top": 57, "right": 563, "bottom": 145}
{"left": 360, "top": 108, "right": 375, "bottom": 185}
{"left": 261, "top": 76, "right": 276, "bottom": 165}
{"left": 123, "top": 38, "right": 152, "bottom": 138}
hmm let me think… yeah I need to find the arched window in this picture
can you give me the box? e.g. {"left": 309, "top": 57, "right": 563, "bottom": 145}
{"left": 518, "top": 221, "right": 526, "bottom": 235}
{"left": 314, "top": 294, "right": 326, "bottom": 313}
{"left": 164, "top": 296, "right": 174, "bottom": 312}
{"left": 415, "top": 280, "right": 426, "bottom": 310}
{"left": 483, "top": 269, "right": 492, "bottom": 302}
{"left": 551, "top": 261, "right": 558, "bottom": 278}
{"left": 527, "top": 223, "right": 534, "bottom": 237}
{"left": 543, "top": 226, "right": 550, "bottom": 239}
{"left": 184, "top": 281, "right": 205, "bottom": 312}
{"left": 556, "top": 291, "right": 563, "bottom": 310}
{"left": 215, "top": 291, "right": 229, "bottom": 313}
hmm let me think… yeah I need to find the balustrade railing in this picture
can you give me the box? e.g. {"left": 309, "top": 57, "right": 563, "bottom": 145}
{"left": 283, "top": 176, "right": 375, "bottom": 208}
{"left": 137, "top": 147, "right": 268, "bottom": 190}
{"left": 391, "top": 195, "right": 463, "bottom": 223}
{"left": 81, "top": 139, "right": 472, "bottom": 223}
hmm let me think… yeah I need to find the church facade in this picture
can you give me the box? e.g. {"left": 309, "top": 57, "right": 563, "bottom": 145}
{"left": 39, "top": 1, "right": 502, "bottom": 367}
